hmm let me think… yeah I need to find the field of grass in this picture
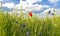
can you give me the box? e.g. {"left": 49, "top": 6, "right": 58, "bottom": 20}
{"left": 0, "top": 10, "right": 60, "bottom": 36}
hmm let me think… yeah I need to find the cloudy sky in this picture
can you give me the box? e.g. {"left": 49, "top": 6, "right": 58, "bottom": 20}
{"left": 1, "top": 0, "right": 60, "bottom": 16}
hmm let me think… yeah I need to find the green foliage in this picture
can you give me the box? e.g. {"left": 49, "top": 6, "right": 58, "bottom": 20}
{"left": 0, "top": 11, "right": 60, "bottom": 36}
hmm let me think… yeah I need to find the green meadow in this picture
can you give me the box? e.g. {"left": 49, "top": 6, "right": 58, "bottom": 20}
{"left": 0, "top": 10, "right": 60, "bottom": 36}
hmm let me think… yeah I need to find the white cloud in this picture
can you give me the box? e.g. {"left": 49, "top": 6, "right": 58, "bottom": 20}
{"left": 16, "top": 1, "right": 50, "bottom": 13}
{"left": 19, "top": 0, "right": 50, "bottom": 13}
{"left": 26, "top": 0, "right": 42, "bottom": 4}
{"left": 2, "top": 0, "right": 50, "bottom": 15}
{"left": 21, "top": 0, "right": 40, "bottom": 5}
{"left": 15, "top": 4, "right": 20, "bottom": 10}
{"left": 20, "top": 1, "right": 28, "bottom": 9}
{"left": 43, "top": 5, "right": 50, "bottom": 8}
{"left": 55, "top": 9, "right": 60, "bottom": 15}
{"left": 48, "top": 0, "right": 59, "bottom": 3}
{"left": 2, "top": 3, "right": 15, "bottom": 9}
{"left": 24, "top": 4, "right": 50, "bottom": 13}
{"left": 20, "top": 1, "right": 50, "bottom": 13}
{"left": 25, "top": 4, "right": 43, "bottom": 12}
{"left": 2, "top": 1, "right": 50, "bottom": 15}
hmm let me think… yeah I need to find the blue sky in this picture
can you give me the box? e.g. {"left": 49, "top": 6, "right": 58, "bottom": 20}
{"left": 20, "top": 0, "right": 60, "bottom": 13}
{"left": 32, "top": 0, "right": 60, "bottom": 8}
{"left": 20, "top": 0, "right": 60, "bottom": 8}
{"left": 2, "top": 0, "right": 60, "bottom": 8}
{"left": 2, "top": 0, "right": 60, "bottom": 10}
{"left": 1, "top": 0, "right": 60, "bottom": 17}
{"left": 1, "top": 0, "right": 60, "bottom": 14}
{"left": 2, "top": 0, "right": 20, "bottom": 4}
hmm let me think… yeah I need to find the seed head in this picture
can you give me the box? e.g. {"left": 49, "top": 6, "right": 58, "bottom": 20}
{"left": 15, "top": 20, "right": 18, "bottom": 24}
{"left": 52, "top": 13, "right": 54, "bottom": 15}
{"left": 39, "top": 32, "right": 42, "bottom": 36}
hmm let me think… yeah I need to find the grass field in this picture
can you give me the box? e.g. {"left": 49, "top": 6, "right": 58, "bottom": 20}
{"left": 0, "top": 10, "right": 60, "bottom": 36}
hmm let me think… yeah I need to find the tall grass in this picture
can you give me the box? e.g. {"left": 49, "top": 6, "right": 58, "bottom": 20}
{"left": 0, "top": 10, "right": 60, "bottom": 36}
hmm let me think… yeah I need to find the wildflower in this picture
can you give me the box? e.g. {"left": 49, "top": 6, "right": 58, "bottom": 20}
{"left": 26, "top": 32, "right": 30, "bottom": 36}
{"left": 48, "top": 11, "right": 51, "bottom": 14}
{"left": 45, "top": 11, "right": 51, "bottom": 15}
{"left": 28, "top": 11, "right": 32, "bottom": 17}
{"left": 20, "top": 23, "right": 26, "bottom": 28}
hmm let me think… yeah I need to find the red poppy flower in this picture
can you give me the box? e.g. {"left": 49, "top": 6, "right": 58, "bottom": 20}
{"left": 28, "top": 11, "right": 32, "bottom": 17}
